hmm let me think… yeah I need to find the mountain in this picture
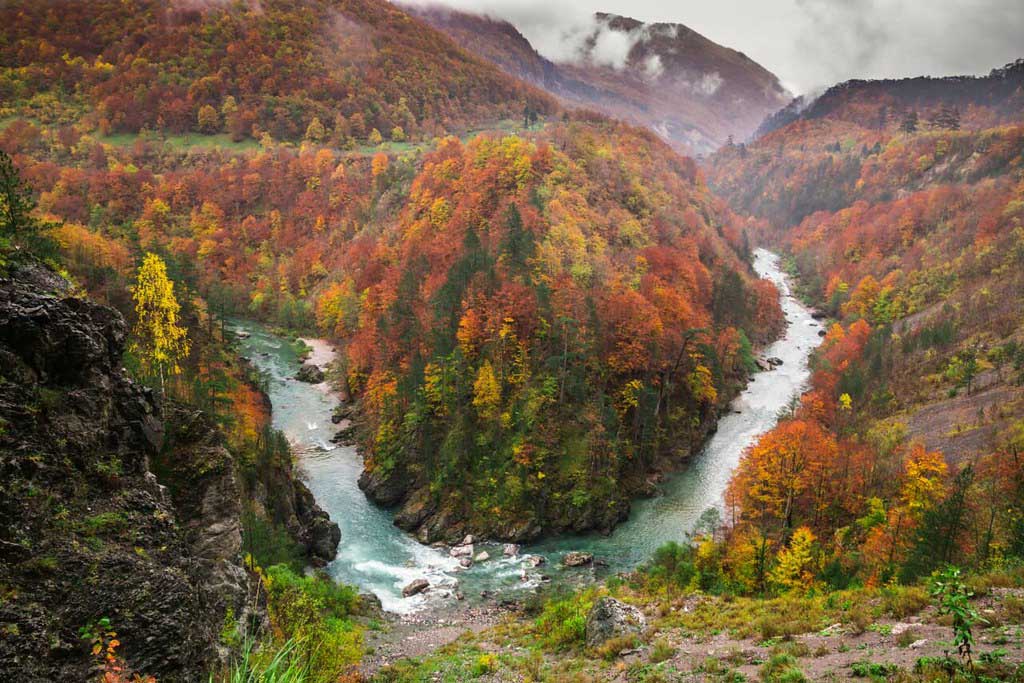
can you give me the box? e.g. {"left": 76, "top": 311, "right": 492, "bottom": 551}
{"left": 405, "top": 5, "right": 793, "bottom": 155}
{"left": 1, "top": 0, "right": 783, "bottom": 546}
{"left": 0, "top": 0, "right": 556, "bottom": 144}
{"left": 757, "top": 58, "right": 1024, "bottom": 139}
{"left": 705, "top": 61, "right": 1024, "bottom": 589}
{"left": 710, "top": 59, "right": 1024, "bottom": 228}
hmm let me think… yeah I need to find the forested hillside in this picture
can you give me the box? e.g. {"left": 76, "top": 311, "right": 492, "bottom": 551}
{"left": 0, "top": 0, "right": 781, "bottom": 545}
{"left": 345, "top": 120, "right": 782, "bottom": 541}
{"left": 0, "top": 0, "right": 554, "bottom": 145}
{"left": 703, "top": 61, "right": 1024, "bottom": 590}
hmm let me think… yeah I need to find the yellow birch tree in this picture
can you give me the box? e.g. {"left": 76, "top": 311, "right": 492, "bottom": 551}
{"left": 130, "top": 253, "right": 190, "bottom": 394}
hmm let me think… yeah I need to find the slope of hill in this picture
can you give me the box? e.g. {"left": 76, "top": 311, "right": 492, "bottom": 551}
{"left": 0, "top": 0, "right": 783, "bottom": 545}
{"left": 406, "top": 5, "right": 792, "bottom": 155}
{"left": 0, "top": 0, "right": 555, "bottom": 145}
{"left": 702, "top": 61, "right": 1024, "bottom": 594}
{"left": 757, "top": 58, "right": 1024, "bottom": 138}
{"left": 0, "top": 263, "right": 341, "bottom": 681}
{"left": 343, "top": 119, "right": 782, "bottom": 542}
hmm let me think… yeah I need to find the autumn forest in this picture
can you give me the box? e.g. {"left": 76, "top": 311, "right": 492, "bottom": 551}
{"left": 2, "top": 0, "right": 1024, "bottom": 681}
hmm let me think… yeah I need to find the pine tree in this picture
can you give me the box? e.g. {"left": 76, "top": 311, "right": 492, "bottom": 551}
{"left": 130, "top": 253, "right": 190, "bottom": 394}
{"left": 0, "top": 150, "right": 38, "bottom": 246}
{"left": 930, "top": 106, "right": 961, "bottom": 131}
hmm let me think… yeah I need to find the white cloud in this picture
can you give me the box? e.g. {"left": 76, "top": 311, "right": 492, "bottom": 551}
{"left": 643, "top": 54, "right": 664, "bottom": 79}
{"left": 588, "top": 22, "right": 638, "bottom": 68}
{"left": 397, "top": 0, "right": 1024, "bottom": 94}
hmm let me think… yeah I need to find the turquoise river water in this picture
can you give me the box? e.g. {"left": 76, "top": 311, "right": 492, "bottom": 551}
{"left": 233, "top": 249, "right": 823, "bottom": 613}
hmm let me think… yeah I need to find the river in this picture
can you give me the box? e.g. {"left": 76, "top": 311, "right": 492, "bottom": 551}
{"left": 232, "top": 248, "right": 823, "bottom": 613}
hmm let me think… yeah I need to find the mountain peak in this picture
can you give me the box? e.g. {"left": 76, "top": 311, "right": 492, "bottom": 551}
{"left": 406, "top": 5, "right": 791, "bottom": 155}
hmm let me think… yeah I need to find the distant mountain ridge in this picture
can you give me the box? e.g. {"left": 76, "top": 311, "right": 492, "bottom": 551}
{"left": 405, "top": 4, "right": 792, "bottom": 155}
{"left": 756, "top": 58, "right": 1024, "bottom": 139}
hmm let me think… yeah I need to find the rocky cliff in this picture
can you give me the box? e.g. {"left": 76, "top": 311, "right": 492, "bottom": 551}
{"left": 0, "top": 264, "right": 338, "bottom": 681}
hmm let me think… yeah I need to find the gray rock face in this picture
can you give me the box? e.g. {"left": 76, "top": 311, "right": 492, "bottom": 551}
{"left": 585, "top": 597, "right": 647, "bottom": 647}
{"left": 295, "top": 363, "right": 324, "bottom": 383}
{"left": 293, "top": 480, "right": 341, "bottom": 566}
{"left": 0, "top": 271, "right": 243, "bottom": 682}
{"left": 0, "top": 266, "right": 341, "bottom": 682}
{"left": 402, "top": 579, "right": 429, "bottom": 597}
{"left": 562, "top": 551, "right": 593, "bottom": 567}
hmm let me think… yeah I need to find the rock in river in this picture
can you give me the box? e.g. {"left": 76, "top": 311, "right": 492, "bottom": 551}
{"left": 402, "top": 579, "right": 429, "bottom": 597}
{"left": 503, "top": 543, "right": 520, "bottom": 557}
{"left": 295, "top": 362, "right": 324, "bottom": 383}
{"left": 562, "top": 551, "right": 593, "bottom": 567}
{"left": 450, "top": 543, "right": 474, "bottom": 558}
{"left": 585, "top": 597, "right": 647, "bottom": 647}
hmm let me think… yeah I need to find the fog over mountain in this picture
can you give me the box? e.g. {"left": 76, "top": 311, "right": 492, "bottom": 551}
{"left": 400, "top": 0, "right": 1024, "bottom": 94}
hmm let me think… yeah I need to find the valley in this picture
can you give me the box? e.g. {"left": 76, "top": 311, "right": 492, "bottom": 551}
{"left": 1, "top": 1, "right": 1023, "bottom": 681}
{"left": 234, "top": 249, "right": 821, "bottom": 612}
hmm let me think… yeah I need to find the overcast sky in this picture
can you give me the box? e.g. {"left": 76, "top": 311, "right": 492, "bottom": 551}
{"left": 403, "top": 0, "right": 1024, "bottom": 94}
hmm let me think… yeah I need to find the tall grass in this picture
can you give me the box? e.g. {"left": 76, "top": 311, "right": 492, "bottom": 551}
{"left": 214, "top": 638, "right": 308, "bottom": 683}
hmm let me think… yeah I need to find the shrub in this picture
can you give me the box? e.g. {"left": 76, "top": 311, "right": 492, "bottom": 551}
{"left": 241, "top": 508, "right": 306, "bottom": 573}
{"left": 649, "top": 638, "right": 674, "bottom": 663}
{"left": 760, "top": 654, "right": 807, "bottom": 682}
{"left": 533, "top": 589, "right": 595, "bottom": 651}
{"left": 471, "top": 653, "right": 497, "bottom": 676}
{"left": 260, "top": 565, "right": 363, "bottom": 683}
{"left": 881, "top": 585, "right": 929, "bottom": 618}
{"left": 642, "top": 541, "right": 698, "bottom": 590}
{"left": 845, "top": 605, "right": 872, "bottom": 635}
{"left": 851, "top": 661, "right": 899, "bottom": 678}
{"left": 596, "top": 634, "right": 638, "bottom": 660}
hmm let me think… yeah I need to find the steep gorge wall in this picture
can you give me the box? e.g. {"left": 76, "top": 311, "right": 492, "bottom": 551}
{"left": 0, "top": 264, "right": 337, "bottom": 681}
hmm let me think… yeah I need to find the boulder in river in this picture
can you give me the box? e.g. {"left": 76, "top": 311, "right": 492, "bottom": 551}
{"left": 402, "top": 579, "right": 429, "bottom": 597}
{"left": 767, "top": 357, "right": 784, "bottom": 367}
{"left": 818, "top": 329, "right": 827, "bottom": 337}
{"left": 474, "top": 551, "right": 490, "bottom": 562}
{"left": 503, "top": 543, "right": 520, "bottom": 557}
{"left": 459, "top": 557, "right": 473, "bottom": 569}
{"left": 562, "top": 551, "right": 593, "bottom": 567}
{"left": 450, "top": 543, "right": 474, "bottom": 558}
{"left": 585, "top": 597, "right": 646, "bottom": 647}
{"left": 755, "top": 358, "right": 770, "bottom": 371}
{"left": 524, "top": 555, "right": 546, "bottom": 568}
{"left": 295, "top": 363, "right": 324, "bottom": 383}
